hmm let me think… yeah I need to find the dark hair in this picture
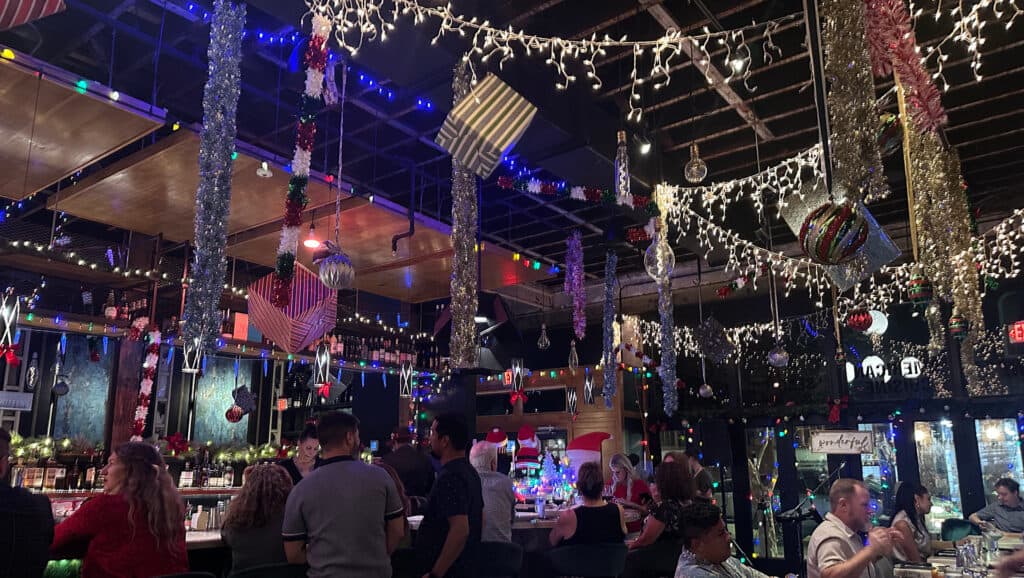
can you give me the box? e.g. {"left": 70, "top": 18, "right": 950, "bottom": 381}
{"left": 679, "top": 500, "right": 723, "bottom": 548}
{"left": 112, "top": 442, "right": 185, "bottom": 556}
{"left": 0, "top": 427, "right": 10, "bottom": 451}
{"left": 997, "top": 478, "right": 1020, "bottom": 494}
{"left": 223, "top": 464, "right": 292, "bottom": 531}
{"left": 299, "top": 424, "right": 318, "bottom": 443}
{"left": 656, "top": 460, "right": 695, "bottom": 502}
{"left": 317, "top": 411, "right": 359, "bottom": 450}
{"left": 829, "top": 478, "right": 866, "bottom": 510}
{"left": 684, "top": 446, "right": 701, "bottom": 460}
{"left": 628, "top": 453, "right": 640, "bottom": 467}
{"left": 890, "top": 481, "right": 928, "bottom": 531}
{"left": 433, "top": 413, "right": 469, "bottom": 451}
{"left": 576, "top": 462, "right": 605, "bottom": 499}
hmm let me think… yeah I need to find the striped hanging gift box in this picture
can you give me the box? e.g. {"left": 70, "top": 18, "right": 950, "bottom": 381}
{"left": 435, "top": 74, "right": 537, "bottom": 179}
{"left": 248, "top": 263, "right": 337, "bottom": 353}
{"left": 0, "top": 0, "right": 65, "bottom": 31}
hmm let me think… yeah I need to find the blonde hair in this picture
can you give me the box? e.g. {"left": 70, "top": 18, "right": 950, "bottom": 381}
{"left": 223, "top": 464, "right": 292, "bottom": 530}
{"left": 609, "top": 453, "right": 637, "bottom": 502}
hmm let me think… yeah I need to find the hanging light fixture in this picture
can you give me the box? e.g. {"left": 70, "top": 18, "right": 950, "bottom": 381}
{"left": 684, "top": 143, "right": 708, "bottom": 183}
{"left": 303, "top": 211, "right": 321, "bottom": 249}
{"left": 256, "top": 160, "right": 273, "bottom": 178}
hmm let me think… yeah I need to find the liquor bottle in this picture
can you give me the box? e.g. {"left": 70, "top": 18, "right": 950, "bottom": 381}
{"left": 224, "top": 465, "right": 234, "bottom": 488}
{"left": 67, "top": 459, "right": 81, "bottom": 491}
{"left": 179, "top": 461, "right": 194, "bottom": 489}
{"left": 184, "top": 503, "right": 194, "bottom": 532}
{"left": 371, "top": 338, "right": 380, "bottom": 363}
{"left": 83, "top": 456, "right": 96, "bottom": 491}
{"left": 93, "top": 458, "right": 106, "bottom": 491}
{"left": 360, "top": 338, "right": 368, "bottom": 359}
{"left": 10, "top": 458, "right": 25, "bottom": 488}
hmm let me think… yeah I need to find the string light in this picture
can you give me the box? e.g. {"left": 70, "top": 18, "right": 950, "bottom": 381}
{"left": 306, "top": 0, "right": 796, "bottom": 122}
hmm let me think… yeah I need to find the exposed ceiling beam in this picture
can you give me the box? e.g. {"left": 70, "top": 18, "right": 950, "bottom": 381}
{"left": 643, "top": 1, "right": 775, "bottom": 141}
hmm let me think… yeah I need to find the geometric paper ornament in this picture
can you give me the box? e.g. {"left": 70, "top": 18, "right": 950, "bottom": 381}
{"left": 248, "top": 264, "right": 337, "bottom": 353}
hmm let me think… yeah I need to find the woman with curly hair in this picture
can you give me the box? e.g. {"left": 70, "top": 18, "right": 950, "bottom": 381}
{"left": 222, "top": 463, "right": 294, "bottom": 571}
{"left": 624, "top": 460, "right": 696, "bottom": 577}
{"left": 50, "top": 442, "right": 187, "bottom": 578}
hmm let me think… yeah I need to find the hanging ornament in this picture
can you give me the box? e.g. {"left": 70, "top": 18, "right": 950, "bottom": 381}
{"left": 103, "top": 291, "right": 118, "bottom": 320}
{"left": 614, "top": 130, "right": 631, "bottom": 205}
{"left": 698, "top": 383, "right": 714, "bottom": 398}
{"left": 181, "top": 337, "right": 205, "bottom": 375}
{"left": 316, "top": 241, "right": 355, "bottom": 290}
{"left": 949, "top": 313, "right": 969, "bottom": 341}
{"left": 568, "top": 340, "right": 579, "bottom": 375}
{"left": 52, "top": 377, "right": 70, "bottom": 397}
{"left": 767, "top": 346, "right": 790, "bottom": 368}
{"left": 314, "top": 341, "right": 331, "bottom": 397}
{"left": 225, "top": 405, "right": 244, "bottom": 423}
{"left": 846, "top": 309, "right": 874, "bottom": 333}
{"left": 0, "top": 289, "right": 20, "bottom": 367}
{"left": 798, "top": 202, "right": 869, "bottom": 265}
{"left": 564, "top": 231, "right": 586, "bottom": 340}
{"left": 644, "top": 231, "right": 676, "bottom": 282}
{"left": 684, "top": 143, "right": 708, "bottom": 184}
{"left": 537, "top": 323, "right": 551, "bottom": 350}
{"left": 907, "top": 273, "right": 933, "bottom": 307}
{"left": 866, "top": 310, "right": 889, "bottom": 335}
{"left": 877, "top": 113, "right": 902, "bottom": 157}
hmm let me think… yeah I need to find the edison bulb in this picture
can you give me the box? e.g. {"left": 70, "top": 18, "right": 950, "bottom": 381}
{"left": 684, "top": 143, "right": 708, "bottom": 183}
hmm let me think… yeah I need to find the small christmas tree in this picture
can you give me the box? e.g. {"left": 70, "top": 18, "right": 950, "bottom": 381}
{"left": 540, "top": 449, "right": 558, "bottom": 483}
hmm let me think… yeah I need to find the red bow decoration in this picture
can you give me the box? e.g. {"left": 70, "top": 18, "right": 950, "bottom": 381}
{"left": 828, "top": 396, "right": 849, "bottom": 424}
{"left": 317, "top": 382, "right": 331, "bottom": 399}
{"left": 0, "top": 344, "right": 21, "bottom": 367}
{"left": 509, "top": 390, "right": 526, "bottom": 406}
{"left": 163, "top": 433, "right": 190, "bottom": 455}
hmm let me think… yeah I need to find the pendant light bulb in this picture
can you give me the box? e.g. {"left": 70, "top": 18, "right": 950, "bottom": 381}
{"left": 303, "top": 222, "right": 321, "bottom": 249}
{"left": 684, "top": 143, "right": 708, "bottom": 184}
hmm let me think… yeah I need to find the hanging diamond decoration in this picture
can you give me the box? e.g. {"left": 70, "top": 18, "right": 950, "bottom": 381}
{"left": 181, "top": 336, "right": 205, "bottom": 375}
{"left": 568, "top": 340, "right": 579, "bottom": 375}
{"left": 537, "top": 323, "right": 551, "bottom": 350}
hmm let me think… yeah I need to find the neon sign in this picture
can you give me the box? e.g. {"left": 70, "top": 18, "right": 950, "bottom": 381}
{"left": 1010, "top": 321, "right": 1024, "bottom": 344}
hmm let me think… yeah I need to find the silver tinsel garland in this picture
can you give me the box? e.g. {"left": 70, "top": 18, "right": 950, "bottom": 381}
{"left": 182, "top": 0, "right": 245, "bottom": 350}
{"left": 658, "top": 275, "right": 678, "bottom": 416}
{"left": 449, "top": 61, "right": 478, "bottom": 369}
{"left": 602, "top": 250, "right": 617, "bottom": 408}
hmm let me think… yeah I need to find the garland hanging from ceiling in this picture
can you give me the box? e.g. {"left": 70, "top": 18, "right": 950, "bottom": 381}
{"left": 130, "top": 326, "right": 161, "bottom": 441}
{"left": 448, "top": 60, "right": 479, "bottom": 369}
{"left": 564, "top": 230, "right": 586, "bottom": 341}
{"left": 181, "top": 0, "right": 245, "bottom": 349}
{"left": 272, "top": 13, "right": 332, "bottom": 308}
{"left": 602, "top": 250, "right": 617, "bottom": 408}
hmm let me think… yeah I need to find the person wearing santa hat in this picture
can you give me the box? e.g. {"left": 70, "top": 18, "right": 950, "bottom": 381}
{"left": 515, "top": 424, "right": 541, "bottom": 470}
{"left": 566, "top": 432, "right": 611, "bottom": 471}
{"left": 469, "top": 432, "right": 515, "bottom": 543}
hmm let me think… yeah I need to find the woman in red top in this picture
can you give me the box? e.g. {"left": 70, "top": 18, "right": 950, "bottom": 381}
{"left": 51, "top": 442, "right": 188, "bottom": 578}
{"left": 605, "top": 453, "right": 651, "bottom": 533}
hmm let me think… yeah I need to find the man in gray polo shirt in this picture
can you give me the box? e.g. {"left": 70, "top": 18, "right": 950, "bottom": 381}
{"left": 283, "top": 411, "right": 406, "bottom": 578}
{"left": 970, "top": 478, "right": 1024, "bottom": 532}
{"left": 806, "top": 479, "right": 895, "bottom": 578}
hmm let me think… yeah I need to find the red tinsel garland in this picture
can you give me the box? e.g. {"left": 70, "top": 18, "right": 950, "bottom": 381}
{"left": 130, "top": 328, "right": 161, "bottom": 441}
{"left": 863, "top": 0, "right": 948, "bottom": 134}
{"left": 296, "top": 121, "right": 317, "bottom": 152}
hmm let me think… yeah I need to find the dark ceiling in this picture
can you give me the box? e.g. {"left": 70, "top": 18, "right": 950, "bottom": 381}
{"left": 1, "top": 0, "right": 1022, "bottom": 306}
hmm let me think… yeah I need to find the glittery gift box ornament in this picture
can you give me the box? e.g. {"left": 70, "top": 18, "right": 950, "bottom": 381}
{"left": 435, "top": 74, "right": 537, "bottom": 179}
{"left": 248, "top": 264, "right": 336, "bottom": 353}
{"left": 780, "top": 180, "right": 901, "bottom": 292}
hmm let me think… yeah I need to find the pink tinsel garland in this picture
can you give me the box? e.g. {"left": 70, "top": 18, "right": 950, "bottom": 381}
{"left": 864, "top": 0, "right": 948, "bottom": 134}
{"left": 564, "top": 231, "right": 586, "bottom": 340}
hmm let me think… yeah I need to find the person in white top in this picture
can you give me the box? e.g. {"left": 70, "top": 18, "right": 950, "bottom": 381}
{"left": 888, "top": 482, "right": 955, "bottom": 563}
{"left": 805, "top": 479, "right": 896, "bottom": 578}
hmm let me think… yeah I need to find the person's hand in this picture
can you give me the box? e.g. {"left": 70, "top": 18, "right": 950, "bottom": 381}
{"left": 995, "top": 550, "right": 1024, "bottom": 578}
{"left": 867, "top": 527, "right": 894, "bottom": 557}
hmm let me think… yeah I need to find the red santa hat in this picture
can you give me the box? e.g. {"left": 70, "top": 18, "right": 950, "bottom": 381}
{"left": 485, "top": 427, "right": 507, "bottom": 445}
{"left": 567, "top": 432, "right": 611, "bottom": 469}
{"left": 516, "top": 424, "right": 540, "bottom": 464}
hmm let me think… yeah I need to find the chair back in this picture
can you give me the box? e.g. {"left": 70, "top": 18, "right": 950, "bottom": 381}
{"left": 941, "top": 518, "right": 981, "bottom": 542}
{"left": 548, "top": 543, "right": 629, "bottom": 577}
{"left": 228, "top": 563, "right": 308, "bottom": 577}
{"left": 479, "top": 541, "right": 524, "bottom": 577}
{"left": 154, "top": 573, "right": 217, "bottom": 578}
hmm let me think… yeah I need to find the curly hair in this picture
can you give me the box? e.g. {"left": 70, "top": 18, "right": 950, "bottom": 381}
{"left": 223, "top": 464, "right": 293, "bottom": 530}
{"left": 111, "top": 443, "right": 185, "bottom": 555}
{"left": 656, "top": 460, "right": 695, "bottom": 502}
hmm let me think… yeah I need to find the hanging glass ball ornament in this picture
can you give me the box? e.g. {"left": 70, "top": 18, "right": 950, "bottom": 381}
{"left": 949, "top": 314, "right": 969, "bottom": 341}
{"left": 866, "top": 310, "right": 889, "bottom": 335}
{"left": 877, "top": 113, "right": 902, "bottom": 157}
{"left": 537, "top": 323, "right": 551, "bottom": 350}
{"left": 907, "top": 273, "right": 933, "bottom": 307}
{"left": 684, "top": 143, "right": 708, "bottom": 184}
{"left": 698, "top": 383, "right": 714, "bottom": 398}
{"left": 315, "top": 241, "right": 355, "bottom": 290}
{"left": 644, "top": 232, "right": 676, "bottom": 282}
{"left": 846, "top": 309, "right": 873, "bottom": 333}
{"left": 225, "top": 405, "right": 244, "bottom": 423}
{"left": 798, "top": 201, "right": 869, "bottom": 265}
{"left": 767, "top": 346, "right": 790, "bottom": 368}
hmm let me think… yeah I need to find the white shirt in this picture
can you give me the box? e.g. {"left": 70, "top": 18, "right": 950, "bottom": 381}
{"left": 806, "top": 513, "right": 894, "bottom": 578}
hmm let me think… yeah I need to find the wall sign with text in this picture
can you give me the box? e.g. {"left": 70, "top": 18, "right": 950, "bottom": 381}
{"left": 810, "top": 431, "right": 874, "bottom": 454}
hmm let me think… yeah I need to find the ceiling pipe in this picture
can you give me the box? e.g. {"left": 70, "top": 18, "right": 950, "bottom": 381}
{"left": 392, "top": 166, "right": 417, "bottom": 256}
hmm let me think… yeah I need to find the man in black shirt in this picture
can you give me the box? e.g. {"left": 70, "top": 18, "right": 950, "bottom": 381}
{"left": 1, "top": 427, "right": 54, "bottom": 578}
{"left": 415, "top": 413, "right": 483, "bottom": 578}
{"left": 685, "top": 447, "right": 714, "bottom": 499}
{"left": 383, "top": 427, "right": 436, "bottom": 499}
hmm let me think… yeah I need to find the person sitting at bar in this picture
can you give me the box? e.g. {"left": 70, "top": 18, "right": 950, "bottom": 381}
{"left": 674, "top": 500, "right": 771, "bottom": 578}
{"left": 0, "top": 427, "right": 54, "bottom": 578}
{"left": 549, "top": 461, "right": 627, "bottom": 547}
{"left": 806, "top": 479, "right": 895, "bottom": 578}
{"left": 415, "top": 413, "right": 483, "bottom": 578}
{"left": 51, "top": 442, "right": 188, "bottom": 578}
{"left": 279, "top": 423, "right": 319, "bottom": 485}
{"left": 375, "top": 462, "right": 413, "bottom": 543}
{"left": 468, "top": 440, "right": 515, "bottom": 543}
{"left": 607, "top": 452, "right": 652, "bottom": 533}
{"left": 282, "top": 411, "right": 405, "bottom": 578}
{"left": 221, "top": 463, "right": 293, "bottom": 572}
{"left": 969, "top": 478, "right": 1024, "bottom": 533}
{"left": 889, "top": 482, "right": 954, "bottom": 563}
{"left": 625, "top": 460, "right": 695, "bottom": 578}
{"left": 384, "top": 426, "right": 436, "bottom": 501}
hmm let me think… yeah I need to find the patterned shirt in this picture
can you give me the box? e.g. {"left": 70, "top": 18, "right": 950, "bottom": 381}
{"left": 652, "top": 499, "right": 686, "bottom": 542}
{"left": 675, "top": 549, "right": 771, "bottom": 578}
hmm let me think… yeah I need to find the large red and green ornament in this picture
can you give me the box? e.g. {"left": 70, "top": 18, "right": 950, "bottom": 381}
{"left": 949, "top": 313, "right": 969, "bottom": 341}
{"left": 846, "top": 309, "right": 873, "bottom": 333}
{"left": 907, "top": 273, "right": 933, "bottom": 307}
{"left": 799, "top": 202, "right": 869, "bottom": 265}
